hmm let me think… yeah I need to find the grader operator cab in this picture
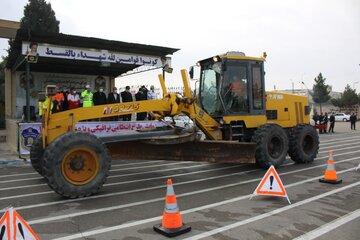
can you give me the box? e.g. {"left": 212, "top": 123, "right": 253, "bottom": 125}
{"left": 31, "top": 51, "right": 319, "bottom": 198}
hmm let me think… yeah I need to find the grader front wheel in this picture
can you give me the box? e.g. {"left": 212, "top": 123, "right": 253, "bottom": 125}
{"left": 30, "top": 135, "right": 44, "bottom": 175}
{"left": 43, "top": 132, "right": 111, "bottom": 198}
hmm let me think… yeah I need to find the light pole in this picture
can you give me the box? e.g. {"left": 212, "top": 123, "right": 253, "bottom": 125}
{"left": 353, "top": 81, "right": 359, "bottom": 91}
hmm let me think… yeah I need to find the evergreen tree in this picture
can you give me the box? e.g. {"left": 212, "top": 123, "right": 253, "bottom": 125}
{"left": 20, "top": 0, "right": 60, "bottom": 33}
{"left": 311, "top": 73, "right": 331, "bottom": 113}
{"left": 331, "top": 85, "right": 358, "bottom": 108}
{"left": 339, "top": 85, "right": 358, "bottom": 106}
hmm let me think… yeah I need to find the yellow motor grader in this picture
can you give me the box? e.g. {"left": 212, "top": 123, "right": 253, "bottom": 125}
{"left": 30, "top": 51, "right": 319, "bottom": 198}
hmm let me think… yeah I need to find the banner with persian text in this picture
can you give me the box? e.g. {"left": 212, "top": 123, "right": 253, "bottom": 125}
{"left": 22, "top": 42, "right": 164, "bottom": 66}
{"left": 19, "top": 121, "right": 167, "bottom": 157}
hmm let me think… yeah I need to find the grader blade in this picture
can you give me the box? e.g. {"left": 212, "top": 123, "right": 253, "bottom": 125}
{"left": 106, "top": 140, "right": 256, "bottom": 164}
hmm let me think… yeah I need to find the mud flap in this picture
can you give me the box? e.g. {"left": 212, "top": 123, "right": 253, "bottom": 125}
{"left": 106, "top": 140, "right": 256, "bottom": 164}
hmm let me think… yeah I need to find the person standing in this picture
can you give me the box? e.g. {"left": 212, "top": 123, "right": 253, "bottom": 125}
{"left": 81, "top": 85, "right": 93, "bottom": 107}
{"left": 323, "top": 112, "right": 328, "bottom": 133}
{"left": 93, "top": 87, "right": 107, "bottom": 106}
{"left": 67, "top": 87, "right": 81, "bottom": 110}
{"left": 350, "top": 113, "right": 357, "bottom": 130}
{"left": 318, "top": 112, "right": 324, "bottom": 134}
{"left": 328, "top": 113, "right": 335, "bottom": 133}
{"left": 108, "top": 87, "right": 121, "bottom": 104}
{"left": 135, "top": 87, "right": 147, "bottom": 120}
{"left": 108, "top": 87, "right": 121, "bottom": 121}
{"left": 121, "top": 86, "right": 133, "bottom": 121}
{"left": 147, "top": 85, "right": 157, "bottom": 120}
{"left": 51, "top": 86, "right": 64, "bottom": 113}
{"left": 61, "top": 88, "right": 69, "bottom": 111}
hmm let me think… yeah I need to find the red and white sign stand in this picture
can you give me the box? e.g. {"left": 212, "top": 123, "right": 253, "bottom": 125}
{"left": 250, "top": 165, "right": 291, "bottom": 204}
{"left": 0, "top": 207, "right": 39, "bottom": 240}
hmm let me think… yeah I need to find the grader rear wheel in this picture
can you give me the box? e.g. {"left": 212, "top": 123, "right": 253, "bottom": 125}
{"left": 288, "top": 124, "right": 319, "bottom": 163}
{"left": 252, "top": 124, "right": 289, "bottom": 168}
{"left": 43, "top": 132, "right": 111, "bottom": 198}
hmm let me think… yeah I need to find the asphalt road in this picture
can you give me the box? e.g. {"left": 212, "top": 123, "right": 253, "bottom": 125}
{"left": 0, "top": 122, "right": 359, "bottom": 240}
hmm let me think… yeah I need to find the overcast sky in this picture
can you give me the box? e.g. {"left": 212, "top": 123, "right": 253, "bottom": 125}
{"left": 1, "top": 0, "right": 359, "bottom": 92}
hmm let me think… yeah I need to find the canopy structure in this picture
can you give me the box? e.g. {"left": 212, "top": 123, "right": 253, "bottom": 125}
{"left": 6, "top": 29, "right": 179, "bottom": 76}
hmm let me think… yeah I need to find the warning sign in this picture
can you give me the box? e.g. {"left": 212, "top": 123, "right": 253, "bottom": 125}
{"left": 250, "top": 165, "right": 291, "bottom": 204}
{"left": 0, "top": 208, "right": 39, "bottom": 240}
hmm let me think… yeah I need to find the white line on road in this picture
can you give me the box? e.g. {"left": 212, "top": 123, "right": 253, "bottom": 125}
{"left": 1, "top": 147, "right": 359, "bottom": 204}
{"left": 49, "top": 168, "right": 358, "bottom": 240}
{"left": 183, "top": 182, "right": 360, "bottom": 240}
{"left": 26, "top": 159, "right": 358, "bottom": 225}
{"left": 293, "top": 208, "right": 360, "bottom": 240}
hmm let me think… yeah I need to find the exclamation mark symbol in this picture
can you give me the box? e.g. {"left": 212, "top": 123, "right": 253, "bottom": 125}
{"left": 269, "top": 176, "right": 274, "bottom": 190}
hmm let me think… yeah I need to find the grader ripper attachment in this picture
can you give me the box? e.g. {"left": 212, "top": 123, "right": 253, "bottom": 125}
{"left": 31, "top": 51, "right": 319, "bottom": 198}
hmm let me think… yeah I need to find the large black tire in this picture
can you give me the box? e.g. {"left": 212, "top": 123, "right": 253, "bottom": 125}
{"left": 252, "top": 124, "right": 289, "bottom": 168}
{"left": 288, "top": 124, "right": 319, "bottom": 163}
{"left": 29, "top": 135, "right": 44, "bottom": 175}
{"left": 42, "top": 132, "right": 111, "bottom": 198}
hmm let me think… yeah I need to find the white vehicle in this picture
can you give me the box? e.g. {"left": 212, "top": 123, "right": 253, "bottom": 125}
{"left": 164, "top": 115, "right": 194, "bottom": 128}
{"left": 334, "top": 113, "right": 351, "bottom": 122}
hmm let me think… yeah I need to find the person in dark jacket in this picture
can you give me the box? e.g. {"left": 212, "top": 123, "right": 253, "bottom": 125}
{"left": 328, "top": 113, "right": 335, "bottom": 133}
{"left": 313, "top": 112, "right": 319, "bottom": 125}
{"left": 121, "top": 86, "right": 133, "bottom": 121}
{"left": 135, "top": 87, "right": 147, "bottom": 120}
{"left": 350, "top": 113, "right": 357, "bottom": 130}
{"left": 108, "top": 87, "right": 120, "bottom": 104}
{"left": 108, "top": 87, "right": 120, "bottom": 121}
{"left": 318, "top": 112, "right": 324, "bottom": 133}
{"left": 323, "top": 112, "right": 328, "bottom": 133}
{"left": 93, "top": 87, "right": 107, "bottom": 106}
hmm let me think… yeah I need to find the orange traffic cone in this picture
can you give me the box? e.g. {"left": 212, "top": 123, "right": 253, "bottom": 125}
{"left": 319, "top": 150, "right": 342, "bottom": 184}
{"left": 153, "top": 179, "right": 191, "bottom": 237}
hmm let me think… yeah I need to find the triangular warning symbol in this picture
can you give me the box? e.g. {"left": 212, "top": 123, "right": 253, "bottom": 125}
{"left": 0, "top": 211, "right": 11, "bottom": 240}
{"left": 0, "top": 208, "right": 39, "bottom": 240}
{"left": 13, "top": 210, "right": 39, "bottom": 240}
{"left": 251, "top": 166, "right": 291, "bottom": 204}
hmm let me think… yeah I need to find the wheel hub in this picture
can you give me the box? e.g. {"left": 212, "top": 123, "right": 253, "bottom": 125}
{"left": 69, "top": 155, "right": 85, "bottom": 171}
{"left": 62, "top": 148, "right": 99, "bottom": 185}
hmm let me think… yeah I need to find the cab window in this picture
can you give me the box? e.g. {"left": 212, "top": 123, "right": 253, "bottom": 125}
{"left": 252, "top": 65, "right": 263, "bottom": 110}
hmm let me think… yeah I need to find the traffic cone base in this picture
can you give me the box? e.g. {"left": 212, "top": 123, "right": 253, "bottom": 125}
{"left": 319, "top": 178, "right": 342, "bottom": 184}
{"left": 153, "top": 223, "right": 191, "bottom": 238}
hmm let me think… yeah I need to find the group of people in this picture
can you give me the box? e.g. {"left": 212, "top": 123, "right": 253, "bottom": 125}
{"left": 41, "top": 84, "right": 158, "bottom": 121}
{"left": 313, "top": 112, "right": 330, "bottom": 133}
{"left": 313, "top": 112, "right": 357, "bottom": 133}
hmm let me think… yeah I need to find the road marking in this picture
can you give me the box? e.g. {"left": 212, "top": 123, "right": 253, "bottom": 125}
{"left": 0, "top": 162, "right": 231, "bottom": 190}
{"left": 26, "top": 161, "right": 358, "bottom": 225}
{"left": 49, "top": 168, "right": 358, "bottom": 240}
{"left": 0, "top": 134, "right": 358, "bottom": 180}
{"left": 1, "top": 135, "right": 358, "bottom": 181}
{"left": 320, "top": 135, "right": 360, "bottom": 144}
{"left": 183, "top": 180, "right": 360, "bottom": 240}
{"left": 293, "top": 208, "right": 360, "bottom": 240}
{"left": 0, "top": 164, "right": 245, "bottom": 201}
{"left": 1, "top": 148, "right": 359, "bottom": 204}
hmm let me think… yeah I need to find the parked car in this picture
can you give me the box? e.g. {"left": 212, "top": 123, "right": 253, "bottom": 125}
{"left": 333, "top": 113, "right": 351, "bottom": 122}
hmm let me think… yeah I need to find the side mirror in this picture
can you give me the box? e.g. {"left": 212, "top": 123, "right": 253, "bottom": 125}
{"left": 189, "top": 66, "right": 194, "bottom": 79}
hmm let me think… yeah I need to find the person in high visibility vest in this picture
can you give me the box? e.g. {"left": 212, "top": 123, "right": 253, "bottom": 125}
{"left": 81, "top": 85, "right": 93, "bottom": 107}
{"left": 52, "top": 87, "right": 65, "bottom": 113}
{"left": 43, "top": 96, "right": 54, "bottom": 116}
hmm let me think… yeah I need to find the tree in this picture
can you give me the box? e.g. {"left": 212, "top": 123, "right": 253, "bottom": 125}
{"left": 331, "top": 84, "right": 358, "bottom": 108}
{"left": 341, "top": 85, "right": 358, "bottom": 106}
{"left": 20, "top": 0, "right": 60, "bottom": 33}
{"left": 311, "top": 73, "right": 331, "bottom": 113}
